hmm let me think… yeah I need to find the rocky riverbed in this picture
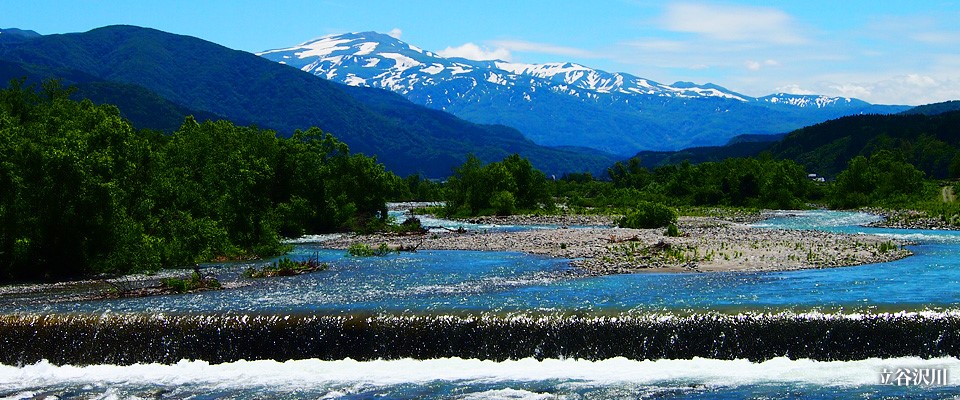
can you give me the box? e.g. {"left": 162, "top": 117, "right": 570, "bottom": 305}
{"left": 322, "top": 214, "right": 912, "bottom": 275}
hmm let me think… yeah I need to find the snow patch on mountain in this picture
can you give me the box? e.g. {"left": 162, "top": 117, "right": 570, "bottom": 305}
{"left": 761, "top": 93, "right": 854, "bottom": 108}
{"left": 421, "top": 64, "right": 444, "bottom": 75}
{"left": 354, "top": 42, "right": 378, "bottom": 56}
{"left": 380, "top": 53, "right": 422, "bottom": 71}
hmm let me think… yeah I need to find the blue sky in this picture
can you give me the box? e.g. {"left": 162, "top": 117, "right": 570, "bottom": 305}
{"left": 4, "top": 0, "right": 960, "bottom": 105}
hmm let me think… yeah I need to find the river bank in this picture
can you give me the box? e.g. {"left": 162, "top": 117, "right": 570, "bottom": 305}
{"left": 323, "top": 212, "right": 912, "bottom": 274}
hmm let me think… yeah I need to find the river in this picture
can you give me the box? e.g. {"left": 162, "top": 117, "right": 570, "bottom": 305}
{"left": 1, "top": 210, "right": 959, "bottom": 398}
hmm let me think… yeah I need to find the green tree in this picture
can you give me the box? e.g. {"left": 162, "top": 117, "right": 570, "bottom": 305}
{"left": 0, "top": 79, "right": 158, "bottom": 280}
{"left": 445, "top": 154, "right": 553, "bottom": 216}
{"left": 831, "top": 150, "right": 925, "bottom": 208}
{"left": 618, "top": 201, "right": 678, "bottom": 229}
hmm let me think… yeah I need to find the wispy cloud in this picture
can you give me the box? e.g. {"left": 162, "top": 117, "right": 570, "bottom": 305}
{"left": 745, "top": 59, "right": 780, "bottom": 71}
{"left": 387, "top": 28, "right": 402, "bottom": 39}
{"left": 661, "top": 2, "right": 807, "bottom": 44}
{"left": 437, "top": 43, "right": 512, "bottom": 61}
{"left": 910, "top": 31, "right": 960, "bottom": 45}
{"left": 623, "top": 38, "right": 688, "bottom": 52}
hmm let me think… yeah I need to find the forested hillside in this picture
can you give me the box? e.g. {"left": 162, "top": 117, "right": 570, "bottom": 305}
{"left": 0, "top": 25, "right": 615, "bottom": 177}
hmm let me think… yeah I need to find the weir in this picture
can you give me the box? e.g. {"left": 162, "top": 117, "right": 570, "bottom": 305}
{"left": 2, "top": 311, "right": 959, "bottom": 366}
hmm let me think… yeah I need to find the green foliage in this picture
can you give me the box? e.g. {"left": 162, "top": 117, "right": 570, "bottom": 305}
{"left": 243, "top": 256, "right": 329, "bottom": 278}
{"left": 346, "top": 243, "right": 397, "bottom": 257}
{"left": 830, "top": 150, "right": 925, "bottom": 208}
{"left": 390, "top": 217, "right": 427, "bottom": 235}
{"left": 665, "top": 223, "right": 681, "bottom": 237}
{"left": 876, "top": 241, "right": 898, "bottom": 254}
{"left": 555, "top": 155, "right": 813, "bottom": 212}
{"left": 618, "top": 201, "right": 678, "bottom": 229}
{"left": 769, "top": 111, "right": 960, "bottom": 179}
{"left": 391, "top": 173, "right": 444, "bottom": 202}
{"left": 445, "top": 154, "right": 554, "bottom": 216}
{"left": 160, "top": 272, "right": 221, "bottom": 293}
{"left": 490, "top": 191, "right": 517, "bottom": 216}
{"left": 0, "top": 79, "right": 397, "bottom": 283}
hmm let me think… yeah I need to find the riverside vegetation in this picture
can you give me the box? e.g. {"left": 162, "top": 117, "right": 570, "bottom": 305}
{"left": 0, "top": 79, "right": 951, "bottom": 283}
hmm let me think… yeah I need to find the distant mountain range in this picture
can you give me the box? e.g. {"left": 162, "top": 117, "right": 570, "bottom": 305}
{"left": 628, "top": 102, "right": 960, "bottom": 180}
{"left": 258, "top": 31, "right": 910, "bottom": 155}
{"left": 0, "top": 26, "right": 617, "bottom": 177}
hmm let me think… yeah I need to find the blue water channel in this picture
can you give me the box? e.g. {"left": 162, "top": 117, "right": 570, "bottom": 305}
{"left": 3, "top": 210, "right": 958, "bottom": 315}
{"left": 4, "top": 210, "right": 960, "bottom": 399}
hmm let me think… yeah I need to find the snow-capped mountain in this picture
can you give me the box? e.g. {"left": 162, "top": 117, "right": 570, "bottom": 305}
{"left": 258, "top": 31, "right": 752, "bottom": 103}
{"left": 259, "top": 32, "right": 906, "bottom": 154}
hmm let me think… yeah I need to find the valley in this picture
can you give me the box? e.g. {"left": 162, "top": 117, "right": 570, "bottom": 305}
{"left": 1, "top": 17, "right": 959, "bottom": 399}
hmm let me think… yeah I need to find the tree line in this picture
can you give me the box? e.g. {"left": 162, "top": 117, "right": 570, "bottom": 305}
{"left": 0, "top": 80, "right": 404, "bottom": 282}
{"left": 442, "top": 147, "right": 935, "bottom": 223}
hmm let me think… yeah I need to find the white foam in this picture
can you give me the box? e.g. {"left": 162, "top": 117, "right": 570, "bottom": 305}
{"left": 3, "top": 357, "right": 957, "bottom": 391}
{"left": 282, "top": 234, "right": 343, "bottom": 244}
{"left": 460, "top": 388, "right": 555, "bottom": 399}
{"left": 871, "top": 232, "right": 960, "bottom": 244}
{"left": 750, "top": 210, "right": 882, "bottom": 229}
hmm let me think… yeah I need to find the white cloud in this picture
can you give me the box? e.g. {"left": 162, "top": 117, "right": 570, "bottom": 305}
{"left": 861, "top": 74, "right": 957, "bottom": 104}
{"left": 387, "top": 28, "right": 402, "bottom": 39}
{"left": 437, "top": 42, "right": 512, "bottom": 61}
{"left": 489, "top": 40, "right": 596, "bottom": 58}
{"left": 775, "top": 84, "right": 816, "bottom": 95}
{"left": 903, "top": 73, "right": 938, "bottom": 88}
{"left": 794, "top": 74, "right": 960, "bottom": 105}
{"left": 662, "top": 2, "right": 806, "bottom": 44}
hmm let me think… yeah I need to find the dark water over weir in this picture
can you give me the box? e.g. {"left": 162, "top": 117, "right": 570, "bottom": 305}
{"left": 4, "top": 311, "right": 960, "bottom": 366}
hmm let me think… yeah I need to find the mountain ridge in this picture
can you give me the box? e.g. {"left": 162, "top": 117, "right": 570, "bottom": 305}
{"left": 258, "top": 31, "right": 909, "bottom": 155}
{"left": 0, "top": 25, "right": 618, "bottom": 177}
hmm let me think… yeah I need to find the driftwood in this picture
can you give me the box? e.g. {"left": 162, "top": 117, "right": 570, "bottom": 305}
{"left": 608, "top": 234, "right": 642, "bottom": 243}
{"left": 393, "top": 238, "right": 424, "bottom": 252}
{"left": 99, "top": 278, "right": 170, "bottom": 299}
{"left": 428, "top": 226, "right": 467, "bottom": 233}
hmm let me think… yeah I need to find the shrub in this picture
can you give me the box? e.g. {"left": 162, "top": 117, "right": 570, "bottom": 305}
{"left": 665, "top": 223, "right": 681, "bottom": 237}
{"left": 618, "top": 201, "right": 677, "bottom": 229}
{"left": 347, "top": 243, "right": 397, "bottom": 257}
{"left": 392, "top": 217, "right": 427, "bottom": 234}
{"left": 243, "top": 256, "right": 329, "bottom": 278}
{"left": 161, "top": 271, "right": 221, "bottom": 293}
